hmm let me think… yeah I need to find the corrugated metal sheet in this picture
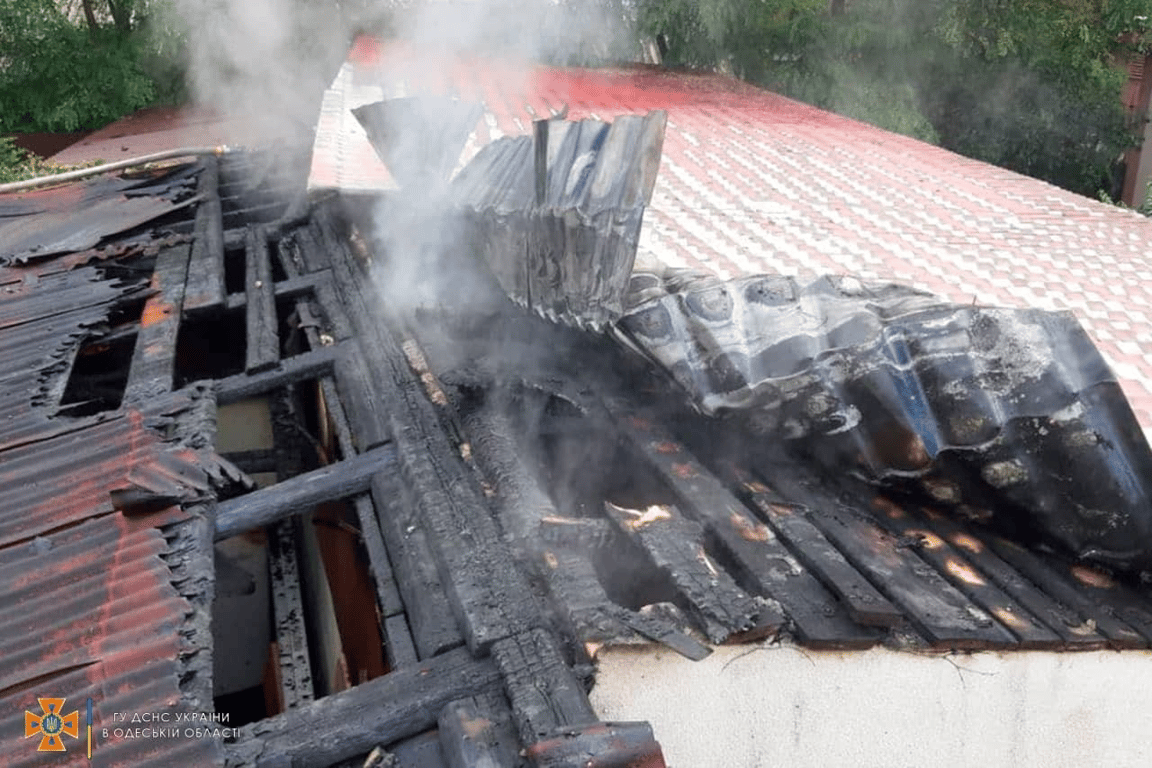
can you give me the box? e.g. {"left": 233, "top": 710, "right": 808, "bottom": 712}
{"left": 0, "top": 165, "right": 219, "bottom": 768}
{"left": 0, "top": 165, "right": 199, "bottom": 266}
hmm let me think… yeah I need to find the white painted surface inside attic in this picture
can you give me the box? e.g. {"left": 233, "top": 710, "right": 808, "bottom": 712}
{"left": 589, "top": 643, "right": 1152, "bottom": 768}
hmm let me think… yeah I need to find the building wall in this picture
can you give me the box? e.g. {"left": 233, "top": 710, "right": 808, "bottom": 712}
{"left": 590, "top": 643, "right": 1152, "bottom": 768}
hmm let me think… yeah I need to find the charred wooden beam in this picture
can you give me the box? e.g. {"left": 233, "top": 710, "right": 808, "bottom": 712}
{"left": 317, "top": 204, "right": 538, "bottom": 653}
{"left": 806, "top": 505, "right": 1016, "bottom": 649}
{"left": 438, "top": 695, "right": 522, "bottom": 768}
{"left": 986, "top": 536, "right": 1147, "bottom": 649}
{"left": 352, "top": 495, "right": 405, "bottom": 618}
{"left": 606, "top": 411, "right": 883, "bottom": 648}
{"left": 184, "top": 155, "right": 225, "bottom": 311}
{"left": 490, "top": 628, "right": 597, "bottom": 745}
{"left": 370, "top": 472, "right": 466, "bottom": 660}
{"left": 267, "top": 518, "right": 316, "bottom": 709}
{"left": 222, "top": 270, "right": 330, "bottom": 312}
{"left": 859, "top": 497, "right": 1064, "bottom": 648}
{"left": 245, "top": 226, "right": 280, "bottom": 373}
{"left": 215, "top": 342, "right": 345, "bottom": 405}
{"left": 384, "top": 613, "right": 420, "bottom": 670}
{"left": 214, "top": 445, "right": 396, "bottom": 540}
{"left": 526, "top": 721, "right": 667, "bottom": 768}
{"left": 124, "top": 243, "right": 191, "bottom": 403}
{"left": 731, "top": 474, "right": 903, "bottom": 629}
{"left": 897, "top": 506, "right": 1107, "bottom": 648}
{"left": 604, "top": 501, "right": 762, "bottom": 644}
{"left": 333, "top": 350, "right": 391, "bottom": 451}
{"left": 223, "top": 647, "right": 502, "bottom": 768}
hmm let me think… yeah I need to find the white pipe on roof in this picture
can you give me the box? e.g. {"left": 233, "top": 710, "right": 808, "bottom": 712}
{"left": 0, "top": 146, "right": 233, "bottom": 194}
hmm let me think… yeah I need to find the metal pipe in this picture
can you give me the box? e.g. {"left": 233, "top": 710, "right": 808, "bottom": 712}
{"left": 0, "top": 145, "right": 232, "bottom": 194}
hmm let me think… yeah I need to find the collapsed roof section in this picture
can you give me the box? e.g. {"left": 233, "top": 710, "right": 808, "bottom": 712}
{"left": 617, "top": 270, "right": 1152, "bottom": 574}
{"left": 4, "top": 144, "right": 1152, "bottom": 767}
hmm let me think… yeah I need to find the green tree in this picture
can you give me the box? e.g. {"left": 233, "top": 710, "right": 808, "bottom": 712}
{"left": 0, "top": 0, "right": 184, "bottom": 133}
{"left": 636, "top": 0, "right": 1152, "bottom": 197}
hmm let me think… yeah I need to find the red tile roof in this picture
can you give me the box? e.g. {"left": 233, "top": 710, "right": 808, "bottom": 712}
{"left": 315, "top": 36, "right": 1152, "bottom": 430}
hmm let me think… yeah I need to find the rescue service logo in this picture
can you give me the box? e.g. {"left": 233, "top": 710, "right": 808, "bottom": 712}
{"left": 23, "top": 698, "right": 79, "bottom": 752}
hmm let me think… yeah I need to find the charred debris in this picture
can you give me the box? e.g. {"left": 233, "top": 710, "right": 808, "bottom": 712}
{"left": 1, "top": 97, "right": 1152, "bottom": 768}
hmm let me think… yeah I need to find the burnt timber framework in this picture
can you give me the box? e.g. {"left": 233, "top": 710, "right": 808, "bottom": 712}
{"left": 3, "top": 151, "right": 1152, "bottom": 768}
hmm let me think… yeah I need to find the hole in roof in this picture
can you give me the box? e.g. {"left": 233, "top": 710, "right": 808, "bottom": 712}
{"left": 223, "top": 245, "right": 246, "bottom": 295}
{"left": 57, "top": 333, "right": 135, "bottom": 417}
{"left": 175, "top": 308, "right": 247, "bottom": 386}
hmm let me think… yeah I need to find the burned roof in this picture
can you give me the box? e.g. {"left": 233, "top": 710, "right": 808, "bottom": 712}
{"left": 3, "top": 94, "right": 1152, "bottom": 768}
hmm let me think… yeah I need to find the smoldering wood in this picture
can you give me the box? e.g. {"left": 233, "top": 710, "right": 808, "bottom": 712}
{"left": 897, "top": 505, "right": 1108, "bottom": 648}
{"left": 267, "top": 518, "right": 316, "bottom": 709}
{"left": 438, "top": 695, "right": 522, "bottom": 768}
{"left": 183, "top": 155, "right": 225, "bottom": 311}
{"left": 857, "top": 496, "right": 1064, "bottom": 648}
{"left": 808, "top": 506, "right": 1016, "bottom": 648}
{"left": 604, "top": 501, "right": 761, "bottom": 644}
{"left": 333, "top": 350, "right": 391, "bottom": 452}
{"left": 318, "top": 203, "right": 539, "bottom": 653}
{"left": 986, "top": 536, "right": 1147, "bottom": 648}
{"left": 223, "top": 647, "right": 502, "bottom": 768}
{"left": 213, "top": 445, "right": 397, "bottom": 540}
{"left": 123, "top": 243, "right": 191, "bottom": 403}
{"left": 490, "top": 628, "right": 597, "bottom": 745}
{"left": 369, "top": 472, "right": 467, "bottom": 659}
{"left": 245, "top": 226, "right": 281, "bottom": 373}
{"left": 735, "top": 481, "right": 904, "bottom": 629}
{"left": 215, "top": 343, "right": 345, "bottom": 405}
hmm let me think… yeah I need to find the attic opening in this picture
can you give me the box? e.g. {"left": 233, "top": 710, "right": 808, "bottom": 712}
{"left": 175, "top": 308, "right": 247, "bottom": 386}
{"left": 211, "top": 379, "right": 387, "bottom": 726}
{"left": 57, "top": 333, "right": 135, "bottom": 416}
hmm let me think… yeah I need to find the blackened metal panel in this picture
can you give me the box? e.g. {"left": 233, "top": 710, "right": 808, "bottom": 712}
{"left": 618, "top": 269, "right": 1152, "bottom": 574}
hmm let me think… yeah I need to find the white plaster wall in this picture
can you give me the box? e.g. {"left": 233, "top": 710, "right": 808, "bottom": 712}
{"left": 589, "top": 643, "right": 1152, "bottom": 768}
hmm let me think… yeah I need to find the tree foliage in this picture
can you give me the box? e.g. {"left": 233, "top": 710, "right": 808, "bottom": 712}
{"left": 637, "top": 0, "right": 1152, "bottom": 197}
{"left": 0, "top": 0, "right": 184, "bottom": 133}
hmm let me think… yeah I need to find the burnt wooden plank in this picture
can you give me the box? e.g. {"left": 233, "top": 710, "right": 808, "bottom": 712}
{"left": 904, "top": 506, "right": 1107, "bottom": 648}
{"left": 267, "top": 519, "right": 315, "bottom": 708}
{"left": 245, "top": 225, "right": 280, "bottom": 373}
{"left": 862, "top": 497, "right": 1064, "bottom": 648}
{"left": 609, "top": 412, "right": 877, "bottom": 648}
{"left": 1048, "top": 562, "right": 1152, "bottom": 646}
{"left": 214, "top": 445, "right": 397, "bottom": 540}
{"left": 805, "top": 505, "right": 1016, "bottom": 648}
{"left": 222, "top": 270, "right": 329, "bottom": 311}
{"left": 215, "top": 342, "right": 345, "bottom": 405}
{"left": 986, "top": 536, "right": 1147, "bottom": 648}
{"left": 352, "top": 494, "right": 405, "bottom": 618}
{"left": 539, "top": 548, "right": 639, "bottom": 644}
{"left": 439, "top": 695, "right": 522, "bottom": 768}
{"left": 604, "top": 501, "right": 761, "bottom": 644}
{"left": 318, "top": 205, "right": 539, "bottom": 653}
{"left": 332, "top": 349, "right": 391, "bottom": 451}
{"left": 124, "top": 243, "right": 191, "bottom": 403}
{"left": 737, "top": 484, "right": 903, "bottom": 629}
{"left": 184, "top": 155, "right": 225, "bottom": 311}
{"left": 300, "top": 217, "right": 334, "bottom": 272}
{"left": 370, "top": 472, "right": 466, "bottom": 660}
{"left": 491, "top": 629, "right": 597, "bottom": 745}
{"left": 314, "top": 278, "right": 353, "bottom": 342}
{"left": 384, "top": 613, "right": 420, "bottom": 670}
{"left": 223, "top": 647, "right": 502, "bottom": 768}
